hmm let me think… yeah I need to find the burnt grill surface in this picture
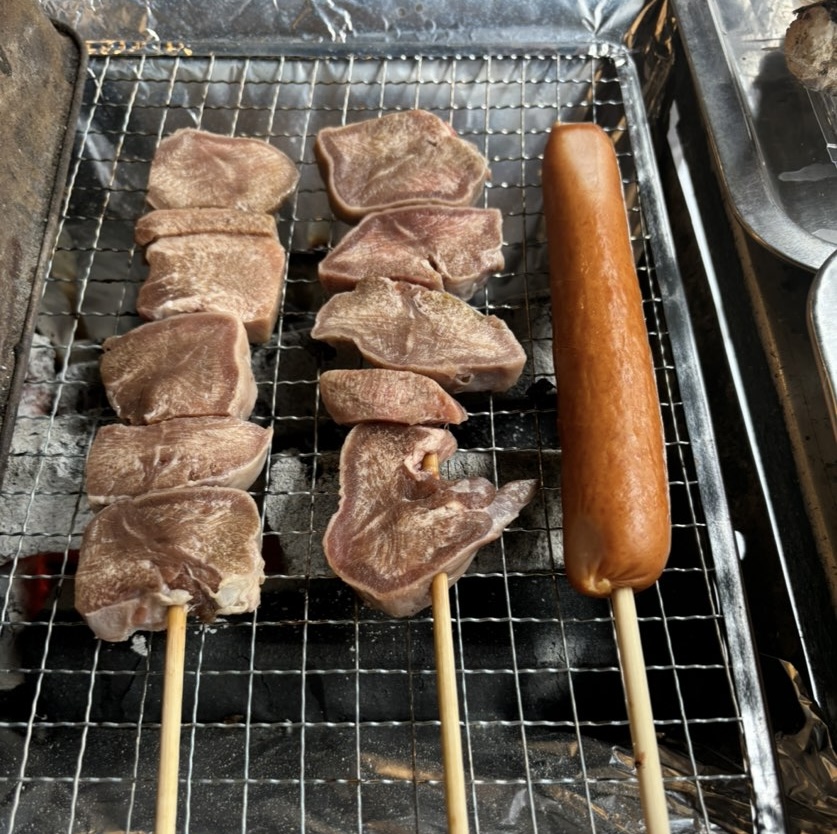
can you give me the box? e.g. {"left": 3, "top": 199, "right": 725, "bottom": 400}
{"left": 0, "top": 51, "right": 783, "bottom": 832}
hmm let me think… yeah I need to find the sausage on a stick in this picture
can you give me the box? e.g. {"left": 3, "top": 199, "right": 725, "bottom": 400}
{"left": 542, "top": 122, "right": 671, "bottom": 833}
{"left": 542, "top": 122, "right": 670, "bottom": 597}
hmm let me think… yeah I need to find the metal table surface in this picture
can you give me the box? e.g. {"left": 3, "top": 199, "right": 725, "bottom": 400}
{"left": 664, "top": 3, "right": 837, "bottom": 734}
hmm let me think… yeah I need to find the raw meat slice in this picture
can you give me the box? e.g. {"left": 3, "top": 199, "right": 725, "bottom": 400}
{"left": 319, "top": 369, "right": 467, "bottom": 426}
{"left": 311, "top": 277, "right": 526, "bottom": 393}
{"left": 318, "top": 206, "right": 504, "bottom": 299}
{"left": 323, "top": 423, "right": 537, "bottom": 617}
{"left": 135, "top": 208, "right": 278, "bottom": 246}
{"left": 147, "top": 128, "right": 299, "bottom": 213}
{"left": 137, "top": 232, "right": 286, "bottom": 343}
{"left": 75, "top": 486, "right": 264, "bottom": 642}
{"left": 100, "top": 312, "right": 257, "bottom": 425}
{"left": 315, "top": 110, "right": 490, "bottom": 221}
{"left": 86, "top": 417, "right": 272, "bottom": 506}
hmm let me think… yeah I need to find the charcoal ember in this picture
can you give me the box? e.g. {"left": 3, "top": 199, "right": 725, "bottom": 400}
{"left": 263, "top": 451, "right": 338, "bottom": 577}
{"left": 0, "top": 415, "right": 92, "bottom": 561}
{"left": 17, "top": 332, "right": 56, "bottom": 417}
{"left": 250, "top": 328, "right": 323, "bottom": 426}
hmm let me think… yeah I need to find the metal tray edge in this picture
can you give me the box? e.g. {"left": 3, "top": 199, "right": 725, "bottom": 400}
{"left": 671, "top": 0, "right": 836, "bottom": 274}
{"left": 0, "top": 17, "right": 88, "bottom": 486}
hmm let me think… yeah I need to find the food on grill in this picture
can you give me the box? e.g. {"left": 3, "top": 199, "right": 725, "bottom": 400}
{"left": 85, "top": 417, "right": 272, "bottom": 506}
{"left": 146, "top": 128, "right": 300, "bottom": 213}
{"left": 319, "top": 368, "right": 468, "bottom": 426}
{"left": 314, "top": 110, "right": 491, "bottom": 222}
{"left": 135, "top": 207, "right": 279, "bottom": 246}
{"left": 318, "top": 205, "right": 504, "bottom": 299}
{"left": 75, "top": 486, "right": 264, "bottom": 642}
{"left": 785, "top": 1, "right": 837, "bottom": 93}
{"left": 100, "top": 312, "right": 257, "bottom": 425}
{"left": 542, "top": 122, "right": 670, "bottom": 598}
{"left": 311, "top": 277, "right": 526, "bottom": 393}
{"left": 323, "top": 423, "right": 537, "bottom": 617}
{"left": 137, "top": 232, "right": 286, "bottom": 343}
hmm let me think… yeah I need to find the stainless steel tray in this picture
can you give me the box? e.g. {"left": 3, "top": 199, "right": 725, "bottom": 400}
{"left": 0, "top": 45, "right": 785, "bottom": 833}
{"left": 673, "top": 0, "right": 837, "bottom": 273}
{"left": 809, "top": 251, "right": 837, "bottom": 438}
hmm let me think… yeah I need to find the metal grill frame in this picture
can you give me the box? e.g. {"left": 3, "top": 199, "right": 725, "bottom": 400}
{"left": 0, "top": 45, "right": 785, "bottom": 833}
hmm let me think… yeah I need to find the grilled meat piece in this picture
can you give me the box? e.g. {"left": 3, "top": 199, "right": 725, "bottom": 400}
{"left": 311, "top": 277, "right": 526, "bottom": 393}
{"left": 315, "top": 110, "right": 490, "bottom": 222}
{"left": 135, "top": 208, "right": 278, "bottom": 246}
{"left": 137, "top": 232, "right": 286, "bottom": 343}
{"left": 75, "top": 487, "right": 264, "bottom": 642}
{"left": 147, "top": 128, "right": 299, "bottom": 214}
{"left": 100, "top": 313, "right": 257, "bottom": 425}
{"left": 318, "top": 205, "right": 504, "bottom": 299}
{"left": 319, "top": 368, "right": 467, "bottom": 426}
{"left": 323, "top": 423, "right": 537, "bottom": 617}
{"left": 85, "top": 417, "right": 272, "bottom": 506}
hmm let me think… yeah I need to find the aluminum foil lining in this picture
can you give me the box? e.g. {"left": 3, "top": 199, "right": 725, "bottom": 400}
{"left": 41, "top": 0, "right": 667, "bottom": 53}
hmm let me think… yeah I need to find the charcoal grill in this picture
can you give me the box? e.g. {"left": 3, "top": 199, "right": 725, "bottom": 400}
{"left": 0, "top": 42, "right": 788, "bottom": 833}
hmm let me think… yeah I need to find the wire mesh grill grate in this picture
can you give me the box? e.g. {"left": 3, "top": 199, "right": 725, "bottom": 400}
{"left": 0, "top": 49, "right": 779, "bottom": 833}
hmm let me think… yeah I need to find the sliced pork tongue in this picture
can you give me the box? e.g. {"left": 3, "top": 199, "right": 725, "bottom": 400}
{"left": 315, "top": 110, "right": 490, "bottom": 222}
{"left": 319, "top": 369, "right": 467, "bottom": 426}
{"left": 318, "top": 205, "right": 504, "bottom": 300}
{"left": 99, "top": 312, "right": 257, "bottom": 425}
{"left": 76, "top": 487, "right": 265, "bottom": 642}
{"left": 314, "top": 113, "right": 537, "bottom": 622}
{"left": 135, "top": 207, "right": 279, "bottom": 245}
{"left": 137, "top": 229, "right": 286, "bottom": 344}
{"left": 311, "top": 276, "right": 526, "bottom": 394}
{"left": 75, "top": 131, "right": 287, "bottom": 643}
{"left": 85, "top": 417, "right": 272, "bottom": 507}
{"left": 146, "top": 128, "right": 300, "bottom": 214}
{"left": 137, "top": 132, "right": 298, "bottom": 345}
{"left": 324, "top": 423, "right": 537, "bottom": 617}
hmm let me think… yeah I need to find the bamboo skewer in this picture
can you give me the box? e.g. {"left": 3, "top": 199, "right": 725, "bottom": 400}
{"left": 423, "top": 452, "right": 470, "bottom": 834}
{"left": 611, "top": 586, "right": 669, "bottom": 834}
{"left": 155, "top": 603, "right": 188, "bottom": 834}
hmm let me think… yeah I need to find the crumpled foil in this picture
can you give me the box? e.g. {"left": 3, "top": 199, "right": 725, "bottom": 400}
{"left": 40, "top": 0, "right": 669, "bottom": 55}
{"left": 773, "top": 660, "right": 837, "bottom": 834}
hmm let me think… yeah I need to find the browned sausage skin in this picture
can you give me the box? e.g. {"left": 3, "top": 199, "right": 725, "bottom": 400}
{"left": 542, "top": 123, "right": 671, "bottom": 597}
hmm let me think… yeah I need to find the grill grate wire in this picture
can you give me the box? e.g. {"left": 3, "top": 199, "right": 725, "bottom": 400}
{"left": 0, "top": 50, "right": 782, "bottom": 833}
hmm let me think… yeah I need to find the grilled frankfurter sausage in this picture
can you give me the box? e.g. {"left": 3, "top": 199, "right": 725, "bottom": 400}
{"left": 542, "top": 123, "right": 670, "bottom": 597}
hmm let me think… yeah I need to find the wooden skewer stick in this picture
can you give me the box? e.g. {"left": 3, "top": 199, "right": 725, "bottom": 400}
{"left": 423, "top": 452, "right": 469, "bottom": 834}
{"left": 156, "top": 603, "right": 188, "bottom": 834}
{"left": 611, "top": 586, "right": 669, "bottom": 834}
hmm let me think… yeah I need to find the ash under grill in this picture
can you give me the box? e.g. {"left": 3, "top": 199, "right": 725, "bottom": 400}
{"left": 0, "top": 50, "right": 783, "bottom": 832}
